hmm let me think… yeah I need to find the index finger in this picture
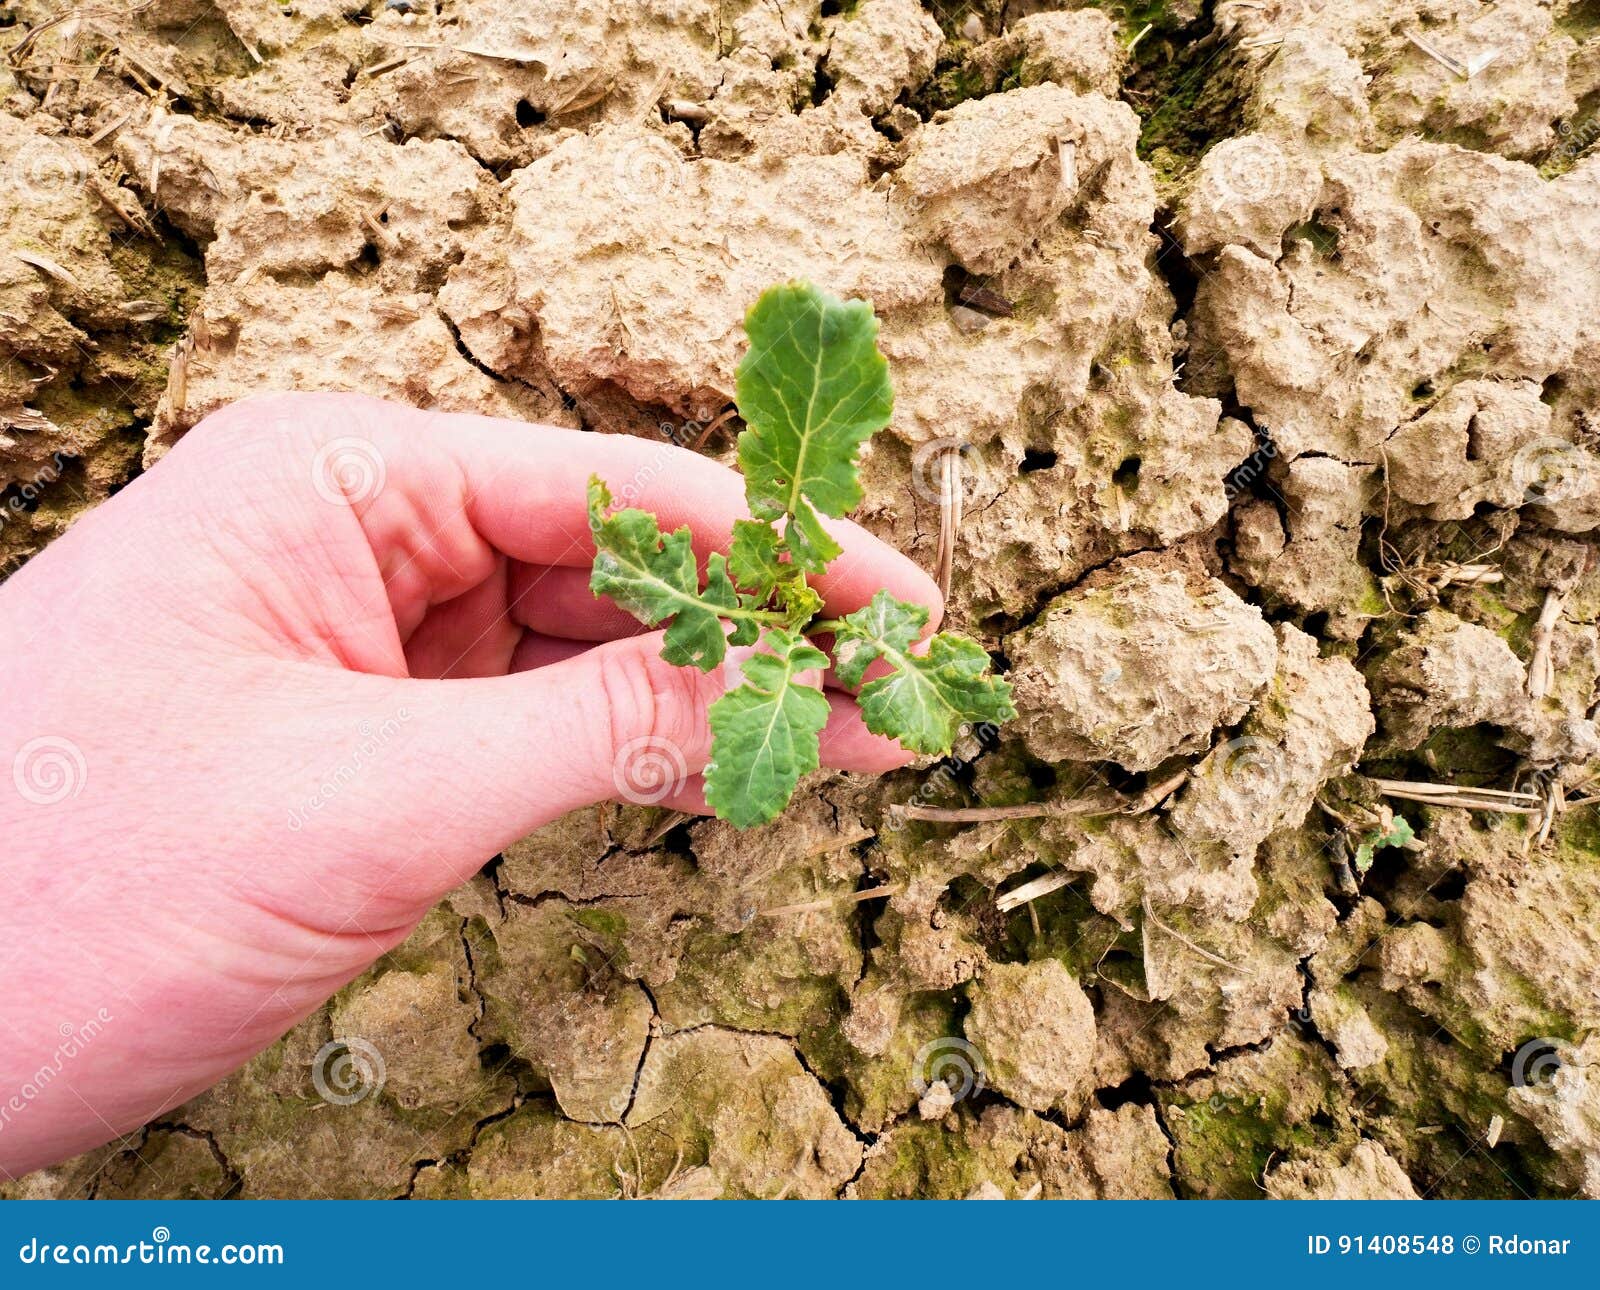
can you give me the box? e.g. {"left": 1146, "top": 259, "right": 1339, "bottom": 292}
{"left": 424, "top": 406, "right": 943, "bottom": 627}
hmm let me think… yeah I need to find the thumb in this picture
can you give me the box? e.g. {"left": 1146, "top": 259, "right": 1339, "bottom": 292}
{"left": 311, "top": 632, "right": 726, "bottom": 914}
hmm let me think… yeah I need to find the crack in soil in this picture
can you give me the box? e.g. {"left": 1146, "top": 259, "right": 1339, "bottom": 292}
{"left": 150, "top": 1121, "right": 244, "bottom": 1198}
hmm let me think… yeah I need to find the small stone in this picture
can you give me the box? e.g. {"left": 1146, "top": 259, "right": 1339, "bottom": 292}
{"left": 1007, "top": 560, "right": 1277, "bottom": 771}
{"left": 966, "top": 960, "right": 1096, "bottom": 1115}
{"left": 917, "top": 1079, "right": 956, "bottom": 1121}
{"left": 1265, "top": 1140, "right": 1420, "bottom": 1200}
{"left": 948, "top": 304, "right": 990, "bottom": 333}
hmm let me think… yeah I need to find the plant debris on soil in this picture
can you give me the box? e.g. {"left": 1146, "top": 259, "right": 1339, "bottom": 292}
{"left": 4, "top": 0, "right": 1600, "bottom": 1200}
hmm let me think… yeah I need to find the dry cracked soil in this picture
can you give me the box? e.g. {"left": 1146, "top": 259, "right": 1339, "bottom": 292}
{"left": 4, "top": 0, "right": 1600, "bottom": 1200}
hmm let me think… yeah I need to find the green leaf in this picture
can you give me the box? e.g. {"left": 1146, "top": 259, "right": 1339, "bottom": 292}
{"left": 727, "top": 516, "right": 820, "bottom": 630}
{"left": 726, "top": 609, "right": 761, "bottom": 648}
{"left": 587, "top": 477, "right": 754, "bottom": 671}
{"left": 1353, "top": 815, "right": 1414, "bottom": 875}
{"left": 735, "top": 281, "right": 892, "bottom": 544}
{"left": 831, "top": 591, "right": 1016, "bottom": 755}
{"left": 728, "top": 519, "right": 787, "bottom": 595}
{"left": 784, "top": 497, "right": 843, "bottom": 575}
{"left": 705, "top": 629, "right": 831, "bottom": 828}
{"left": 775, "top": 574, "right": 824, "bottom": 626}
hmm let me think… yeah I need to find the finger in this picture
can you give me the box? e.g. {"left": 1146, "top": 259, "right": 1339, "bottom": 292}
{"left": 508, "top": 564, "right": 649, "bottom": 641}
{"left": 402, "top": 557, "right": 520, "bottom": 679}
{"left": 303, "top": 631, "right": 723, "bottom": 921}
{"left": 613, "top": 696, "right": 909, "bottom": 817}
{"left": 509, "top": 631, "right": 592, "bottom": 671}
{"left": 418, "top": 406, "right": 942, "bottom": 626}
{"left": 305, "top": 626, "right": 918, "bottom": 923}
{"left": 650, "top": 774, "right": 710, "bottom": 817}
{"left": 818, "top": 692, "right": 916, "bottom": 773}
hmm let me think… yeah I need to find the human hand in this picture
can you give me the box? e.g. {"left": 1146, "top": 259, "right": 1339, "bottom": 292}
{"left": 0, "top": 392, "right": 940, "bottom": 1177}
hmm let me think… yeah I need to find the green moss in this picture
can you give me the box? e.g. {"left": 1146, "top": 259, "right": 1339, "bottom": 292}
{"left": 468, "top": 1101, "right": 630, "bottom": 1198}
{"left": 997, "top": 878, "right": 1134, "bottom": 978}
{"left": 1556, "top": 1, "right": 1600, "bottom": 40}
{"left": 1284, "top": 219, "right": 1340, "bottom": 256}
{"left": 850, "top": 1104, "right": 1048, "bottom": 1199}
{"left": 919, "top": 57, "right": 988, "bottom": 112}
{"left": 1164, "top": 1092, "right": 1314, "bottom": 1195}
{"left": 1352, "top": 577, "right": 1389, "bottom": 618}
{"left": 93, "top": 1130, "right": 234, "bottom": 1200}
{"left": 655, "top": 926, "right": 852, "bottom": 1069}
{"left": 108, "top": 236, "right": 205, "bottom": 343}
{"left": 839, "top": 990, "right": 962, "bottom": 1131}
{"left": 1557, "top": 801, "right": 1600, "bottom": 860}
{"left": 1008, "top": 284, "right": 1059, "bottom": 324}
{"left": 1345, "top": 987, "right": 1561, "bottom": 1197}
{"left": 1159, "top": 1037, "right": 1352, "bottom": 1198}
{"left": 564, "top": 905, "right": 629, "bottom": 972}
{"left": 570, "top": 907, "right": 628, "bottom": 941}
{"left": 966, "top": 736, "right": 1059, "bottom": 809}
{"left": 1449, "top": 580, "right": 1519, "bottom": 631}
{"left": 855, "top": 1119, "right": 992, "bottom": 1198}
{"left": 1135, "top": 57, "right": 1220, "bottom": 182}
{"left": 1415, "top": 724, "right": 1518, "bottom": 781}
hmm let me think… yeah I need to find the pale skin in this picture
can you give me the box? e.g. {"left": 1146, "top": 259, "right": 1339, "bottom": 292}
{"left": 0, "top": 392, "right": 940, "bottom": 1179}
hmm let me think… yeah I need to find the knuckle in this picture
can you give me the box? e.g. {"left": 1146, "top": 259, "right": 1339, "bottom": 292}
{"left": 191, "top": 391, "right": 387, "bottom": 451}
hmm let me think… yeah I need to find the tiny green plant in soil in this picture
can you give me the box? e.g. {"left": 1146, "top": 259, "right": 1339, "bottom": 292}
{"left": 1352, "top": 813, "right": 1415, "bottom": 875}
{"left": 588, "top": 280, "right": 1015, "bottom": 827}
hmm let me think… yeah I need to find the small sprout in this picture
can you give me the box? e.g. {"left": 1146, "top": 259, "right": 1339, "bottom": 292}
{"left": 1352, "top": 813, "right": 1415, "bottom": 875}
{"left": 588, "top": 280, "right": 1015, "bottom": 827}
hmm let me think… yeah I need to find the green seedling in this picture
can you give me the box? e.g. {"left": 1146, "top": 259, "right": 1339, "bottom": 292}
{"left": 588, "top": 280, "right": 1015, "bottom": 827}
{"left": 1353, "top": 814, "right": 1415, "bottom": 874}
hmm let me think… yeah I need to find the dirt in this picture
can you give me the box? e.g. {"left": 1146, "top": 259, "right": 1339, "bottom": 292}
{"left": 4, "top": 0, "right": 1600, "bottom": 1199}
